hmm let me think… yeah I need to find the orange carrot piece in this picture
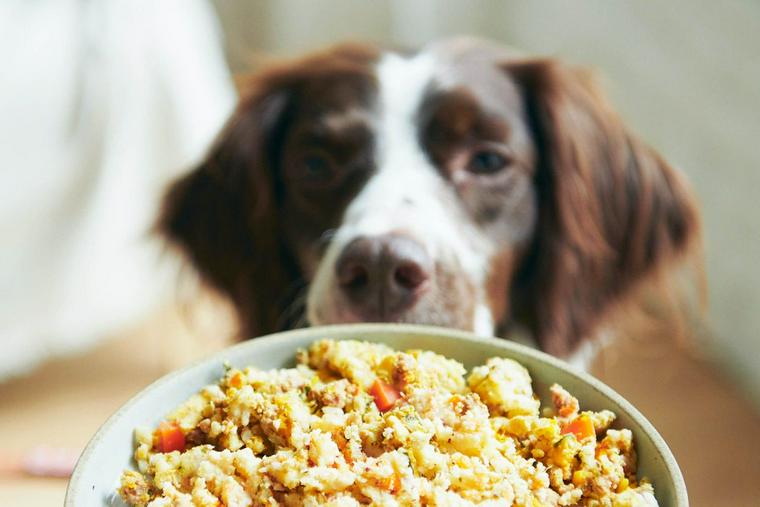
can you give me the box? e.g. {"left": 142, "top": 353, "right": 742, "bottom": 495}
{"left": 370, "top": 379, "right": 400, "bottom": 412}
{"left": 561, "top": 414, "right": 595, "bottom": 441}
{"left": 156, "top": 421, "right": 185, "bottom": 453}
{"left": 229, "top": 371, "right": 243, "bottom": 389}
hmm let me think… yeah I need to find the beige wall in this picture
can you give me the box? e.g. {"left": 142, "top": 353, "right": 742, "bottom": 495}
{"left": 212, "top": 0, "right": 760, "bottom": 403}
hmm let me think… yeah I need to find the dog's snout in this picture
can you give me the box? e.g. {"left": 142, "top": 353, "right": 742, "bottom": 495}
{"left": 335, "top": 234, "right": 431, "bottom": 320}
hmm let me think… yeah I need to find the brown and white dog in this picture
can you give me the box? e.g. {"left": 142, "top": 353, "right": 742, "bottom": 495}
{"left": 159, "top": 39, "right": 700, "bottom": 366}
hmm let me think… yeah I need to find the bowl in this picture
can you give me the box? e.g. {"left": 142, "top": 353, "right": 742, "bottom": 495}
{"left": 66, "top": 323, "right": 687, "bottom": 506}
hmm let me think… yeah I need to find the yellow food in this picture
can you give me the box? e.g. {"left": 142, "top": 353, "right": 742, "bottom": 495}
{"left": 118, "top": 339, "right": 657, "bottom": 506}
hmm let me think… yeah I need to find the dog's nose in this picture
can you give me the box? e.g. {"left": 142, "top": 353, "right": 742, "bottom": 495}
{"left": 335, "top": 234, "right": 431, "bottom": 320}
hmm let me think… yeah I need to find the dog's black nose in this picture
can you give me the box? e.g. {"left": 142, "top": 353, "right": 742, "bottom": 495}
{"left": 335, "top": 234, "right": 431, "bottom": 320}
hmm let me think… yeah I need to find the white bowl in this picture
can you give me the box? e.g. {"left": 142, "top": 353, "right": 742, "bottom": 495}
{"left": 66, "top": 324, "right": 687, "bottom": 506}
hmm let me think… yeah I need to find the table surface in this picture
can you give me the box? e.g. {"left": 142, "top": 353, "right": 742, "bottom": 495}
{"left": 1, "top": 302, "right": 758, "bottom": 506}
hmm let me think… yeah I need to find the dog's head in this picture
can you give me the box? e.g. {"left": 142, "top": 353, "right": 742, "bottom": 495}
{"left": 160, "top": 39, "right": 700, "bottom": 357}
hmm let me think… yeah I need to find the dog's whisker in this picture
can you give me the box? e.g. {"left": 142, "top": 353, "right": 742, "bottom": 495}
{"left": 276, "top": 281, "right": 309, "bottom": 330}
{"left": 319, "top": 228, "right": 337, "bottom": 245}
{"left": 292, "top": 313, "right": 310, "bottom": 329}
{"left": 283, "top": 291, "right": 308, "bottom": 319}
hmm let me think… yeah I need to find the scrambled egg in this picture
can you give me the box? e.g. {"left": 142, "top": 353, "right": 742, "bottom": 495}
{"left": 119, "top": 339, "right": 658, "bottom": 506}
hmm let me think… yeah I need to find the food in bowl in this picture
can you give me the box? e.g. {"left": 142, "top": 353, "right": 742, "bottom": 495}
{"left": 118, "top": 339, "right": 657, "bottom": 506}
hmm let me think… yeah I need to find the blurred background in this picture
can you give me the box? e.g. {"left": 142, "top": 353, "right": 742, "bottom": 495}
{"left": 1, "top": 1, "right": 758, "bottom": 505}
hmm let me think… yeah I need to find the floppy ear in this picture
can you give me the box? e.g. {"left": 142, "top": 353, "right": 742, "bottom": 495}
{"left": 506, "top": 59, "right": 701, "bottom": 357}
{"left": 159, "top": 77, "right": 300, "bottom": 339}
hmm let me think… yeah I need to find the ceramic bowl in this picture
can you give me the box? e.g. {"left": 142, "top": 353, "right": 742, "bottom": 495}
{"left": 66, "top": 323, "right": 687, "bottom": 506}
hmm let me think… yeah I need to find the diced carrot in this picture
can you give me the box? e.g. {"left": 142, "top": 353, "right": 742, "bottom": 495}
{"left": 379, "top": 466, "right": 402, "bottom": 492}
{"left": 370, "top": 379, "right": 400, "bottom": 412}
{"left": 392, "top": 470, "right": 402, "bottom": 492}
{"left": 156, "top": 421, "right": 185, "bottom": 453}
{"left": 379, "top": 475, "right": 393, "bottom": 491}
{"left": 229, "top": 371, "right": 243, "bottom": 389}
{"left": 561, "top": 414, "right": 595, "bottom": 441}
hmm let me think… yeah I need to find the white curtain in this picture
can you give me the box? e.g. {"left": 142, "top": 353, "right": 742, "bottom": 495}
{"left": 0, "top": 0, "right": 235, "bottom": 378}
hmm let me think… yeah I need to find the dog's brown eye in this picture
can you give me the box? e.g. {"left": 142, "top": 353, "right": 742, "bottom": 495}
{"left": 467, "top": 150, "right": 509, "bottom": 175}
{"left": 301, "top": 154, "right": 335, "bottom": 185}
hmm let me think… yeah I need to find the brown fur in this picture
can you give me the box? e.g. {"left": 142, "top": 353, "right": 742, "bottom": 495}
{"left": 505, "top": 59, "right": 701, "bottom": 356}
{"left": 160, "top": 44, "right": 380, "bottom": 338}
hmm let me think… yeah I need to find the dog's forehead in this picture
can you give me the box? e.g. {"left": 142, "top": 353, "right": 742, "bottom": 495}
{"left": 290, "top": 44, "right": 522, "bottom": 127}
{"left": 384, "top": 46, "right": 523, "bottom": 115}
{"left": 294, "top": 75, "right": 376, "bottom": 128}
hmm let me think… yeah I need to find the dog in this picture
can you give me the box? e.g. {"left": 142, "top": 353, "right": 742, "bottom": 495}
{"left": 159, "top": 38, "right": 700, "bottom": 366}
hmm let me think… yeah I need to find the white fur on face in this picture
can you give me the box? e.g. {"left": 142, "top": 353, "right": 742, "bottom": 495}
{"left": 307, "top": 51, "right": 495, "bottom": 332}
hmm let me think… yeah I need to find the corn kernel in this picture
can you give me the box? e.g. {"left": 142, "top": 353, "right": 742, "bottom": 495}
{"left": 531, "top": 448, "right": 545, "bottom": 459}
{"left": 572, "top": 470, "right": 590, "bottom": 486}
{"left": 617, "top": 477, "right": 630, "bottom": 492}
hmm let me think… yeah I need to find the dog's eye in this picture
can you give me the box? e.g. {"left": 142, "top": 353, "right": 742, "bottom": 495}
{"left": 467, "top": 150, "right": 510, "bottom": 175}
{"left": 300, "top": 154, "right": 335, "bottom": 185}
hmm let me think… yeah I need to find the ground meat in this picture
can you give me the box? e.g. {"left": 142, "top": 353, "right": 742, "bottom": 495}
{"left": 118, "top": 470, "right": 150, "bottom": 506}
{"left": 550, "top": 383, "right": 580, "bottom": 419}
{"left": 308, "top": 378, "right": 359, "bottom": 409}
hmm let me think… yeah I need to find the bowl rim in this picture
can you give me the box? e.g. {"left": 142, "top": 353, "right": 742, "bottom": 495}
{"left": 66, "top": 323, "right": 687, "bottom": 506}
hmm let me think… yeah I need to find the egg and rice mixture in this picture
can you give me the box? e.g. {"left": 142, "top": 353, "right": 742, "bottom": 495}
{"left": 118, "top": 339, "right": 658, "bottom": 506}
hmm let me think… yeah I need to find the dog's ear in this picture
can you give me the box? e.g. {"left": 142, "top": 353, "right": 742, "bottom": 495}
{"left": 159, "top": 75, "right": 299, "bottom": 338}
{"left": 505, "top": 59, "right": 701, "bottom": 357}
